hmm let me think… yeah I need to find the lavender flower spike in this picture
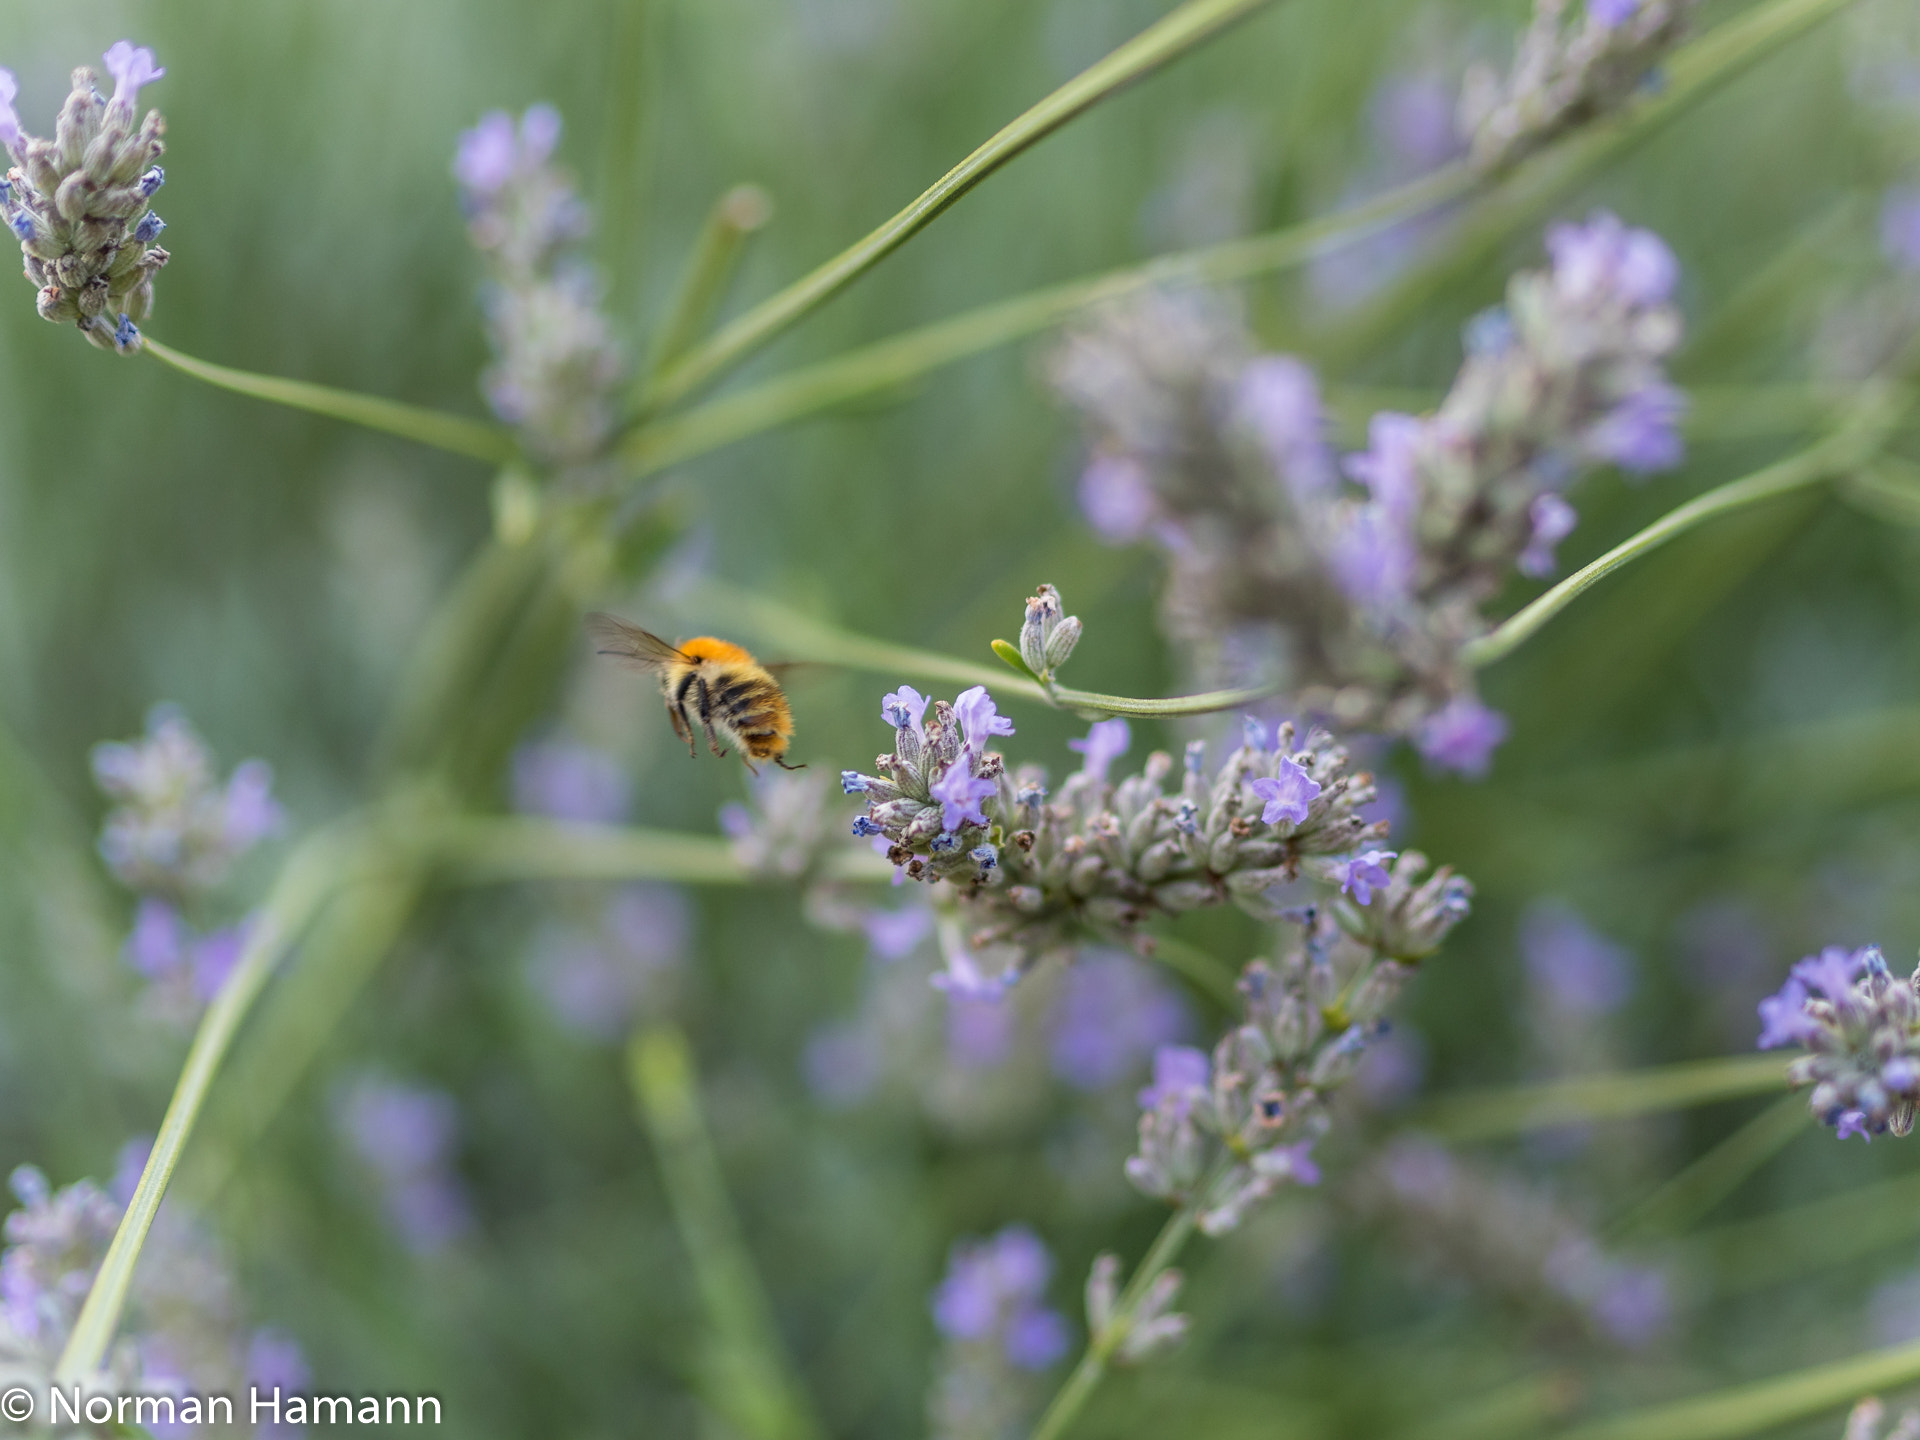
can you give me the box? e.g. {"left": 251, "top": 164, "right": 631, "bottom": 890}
{"left": 2, "top": 43, "right": 170, "bottom": 350}
{"left": 1761, "top": 944, "right": 1920, "bottom": 1139}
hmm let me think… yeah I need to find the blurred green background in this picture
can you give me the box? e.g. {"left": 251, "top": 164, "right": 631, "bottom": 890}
{"left": 2, "top": 0, "right": 1919, "bottom": 1436}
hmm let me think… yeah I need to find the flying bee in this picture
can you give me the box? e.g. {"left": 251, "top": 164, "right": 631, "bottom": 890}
{"left": 586, "top": 613, "right": 803, "bottom": 774}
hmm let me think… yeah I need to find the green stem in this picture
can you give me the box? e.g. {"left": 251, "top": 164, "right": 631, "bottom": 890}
{"left": 55, "top": 828, "right": 347, "bottom": 1381}
{"left": 624, "top": 0, "right": 1856, "bottom": 479}
{"left": 621, "top": 165, "right": 1472, "bottom": 474}
{"left": 628, "top": 1027, "right": 826, "bottom": 1440}
{"left": 1553, "top": 1336, "right": 1920, "bottom": 1440}
{"left": 1464, "top": 406, "right": 1900, "bottom": 670}
{"left": 1416, "top": 1054, "right": 1788, "bottom": 1142}
{"left": 434, "top": 815, "right": 892, "bottom": 886}
{"left": 1141, "top": 934, "right": 1242, "bottom": 1008}
{"left": 642, "top": 185, "right": 775, "bottom": 393}
{"left": 599, "top": 0, "right": 651, "bottom": 315}
{"left": 1605, "top": 1094, "right": 1808, "bottom": 1242}
{"left": 1028, "top": 1200, "right": 1204, "bottom": 1440}
{"left": 642, "top": 0, "right": 1288, "bottom": 411}
{"left": 1045, "top": 678, "right": 1282, "bottom": 720}
{"left": 141, "top": 337, "right": 517, "bottom": 466}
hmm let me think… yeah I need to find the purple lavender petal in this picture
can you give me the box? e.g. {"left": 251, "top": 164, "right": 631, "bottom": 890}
{"left": 1004, "top": 1306, "right": 1071, "bottom": 1370}
{"left": 1339, "top": 850, "right": 1398, "bottom": 907}
{"left": 929, "top": 761, "right": 995, "bottom": 832}
{"left": 1138, "top": 1044, "right": 1211, "bottom": 1111}
{"left": 1415, "top": 697, "right": 1509, "bottom": 777}
{"left": 0, "top": 70, "right": 19, "bottom": 153}
{"left": 1235, "top": 356, "right": 1335, "bottom": 501}
{"left": 1249, "top": 758, "right": 1322, "bottom": 827}
{"left": 124, "top": 897, "right": 186, "bottom": 979}
{"left": 863, "top": 905, "right": 933, "bottom": 960}
{"left": 1518, "top": 493, "right": 1578, "bottom": 577}
{"left": 511, "top": 740, "right": 633, "bottom": 824}
{"left": 952, "top": 687, "right": 1015, "bottom": 745}
{"left": 1067, "top": 719, "right": 1131, "bottom": 783}
{"left": 1048, "top": 952, "right": 1192, "bottom": 1090}
{"left": 102, "top": 41, "right": 164, "bottom": 107}
{"left": 1520, "top": 901, "right": 1634, "bottom": 1017}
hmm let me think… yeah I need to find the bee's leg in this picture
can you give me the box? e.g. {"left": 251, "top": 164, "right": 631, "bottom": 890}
{"left": 740, "top": 756, "right": 761, "bottom": 777}
{"left": 693, "top": 676, "right": 728, "bottom": 757}
{"left": 774, "top": 757, "right": 806, "bottom": 771}
{"left": 666, "top": 701, "right": 695, "bottom": 758}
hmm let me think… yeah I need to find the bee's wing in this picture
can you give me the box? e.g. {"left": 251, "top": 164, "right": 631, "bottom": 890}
{"left": 585, "top": 613, "right": 687, "bottom": 670}
{"left": 761, "top": 660, "right": 820, "bottom": 680}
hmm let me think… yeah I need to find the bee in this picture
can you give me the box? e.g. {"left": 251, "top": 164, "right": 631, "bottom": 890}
{"left": 586, "top": 613, "right": 803, "bottom": 774}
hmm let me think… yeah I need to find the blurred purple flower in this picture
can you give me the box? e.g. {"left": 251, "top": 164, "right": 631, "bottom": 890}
{"left": 1138, "top": 1044, "right": 1211, "bottom": 1113}
{"left": 1588, "top": 382, "right": 1687, "bottom": 475}
{"left": 526, "top": 884, "right": 689, "bottom": 1039}
{"left": 512, "top": 739, "right": 633, "bottom": 825}
{"left": 336, "top": 1077, "right": 471, "bottom": 1254}
{"left": 1077, "top": 455, "right": 1157, "bottom": 542}
{"left": 1520, "top": 901, "right": 1634, "bottom": 1017}
{"left": 947, "top": 995, "right": 1017, "bottom": 1069}
{"left": 1234, "top": 356, "right": 1336, "bottom": 500}
{"left": 802, "top": 1022, "right": 882, "bottom": 1108}
{"left": 1755, "top": 976, "right": 1818, "bottom": 1050}
{"left": 1588, "top": 0, "right": 1644, "bottom": 26}
{"left": 1546, "top": 211, "right": 1679, "bottom": 308}
{"left": 0, "top": 70, "right": 19, "bottom": 153}
{"left": 1415, "top": 696, "right": 1508, "bottom": 777}
{"left": 1048, "top": 952, "right": 1192, "bottom": 1090}
{"left": 1883, "top": 187, "right": 1920, "bottom": 272}
{"left": 932, "top": 1226, "right": 1069, "bottom": 1370}
{"left": 1518, "top": 493, "right": 1578, "bottom": 577}
{"left": 1592, "top": 1266, "right": 1670, "bottom": 1347}
{"left": 883, "top": 685, "right": 930, "bottom": 735}
{"left": 1067, "top": 719, "right": 1131, "bottom": 783}
{"left": 863, "top": 905, "right": 933, "bottom": 960}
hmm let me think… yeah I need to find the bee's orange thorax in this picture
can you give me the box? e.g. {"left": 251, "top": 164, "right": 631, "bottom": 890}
{"left": 677, "top": 636, "right": 759, "bottom": 666}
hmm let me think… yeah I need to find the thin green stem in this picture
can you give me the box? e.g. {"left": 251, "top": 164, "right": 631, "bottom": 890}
{"left": 642, "top": 185, "right": 774, "bottom": 394}
{"left": 621, "top": 165, "right": 1472, "bottom": 474}
{"left": 1606, "top": 1094, "right": 1808, "bottom": 1242}
{"left": 623, "top": 0, "right": 1856, "bottom": 479}
{"left": 1045, "top": 678, "right": 1282, "bottom": 720}
{"left": 1416, "top": 1054, "right": 1788, "bottom": 1142}
{"left": 1028, "top": 1199, "right": 1204, "bottom": 1440}
{"left": 1553, "top": 1336, "right": 1920, "bottom": 1440}
{"left": 1464, "top": 390, "right": 1908, "bottom": 669}
{"left": 55, "top": 827, "right": 348, "bottom": 1381}
{"left": 434, "top": 815, "right": 892, "bottom": 886}
{"left": 643, "top": 0, "right": 1287, "bottom": 411}
{"left": 599, "top": 0, "right": 651, "bottom": 314}
{"left": 628, "top": 1027, "right": 826, "bottom": 1440}
{"left": 141, "top": 337, "right": 517, "bottom": 466}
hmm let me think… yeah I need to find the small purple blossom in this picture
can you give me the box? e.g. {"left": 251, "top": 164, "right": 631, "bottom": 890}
{"left": 125, "top": 897, "right": 186, "bottom": 979}
{"left": 1546, "top": 211, "right": 1680, "bottom": 308}
{"left": 526, "top": 884, "right": 689, "bottom": 1039}
{"left": 0, "top": 69, "right": 18, "bottom": 153}
{"left": 882, "top": 685, "right": 929, "bottom": 734}
{"left": 102, "top": 41, "right": 165, "bottom": 109}
{"left": 1592, "top": 1266, "right": 1670, "bottom": 1347}
{"left": 1067, "top": 718, "right": 1131, "bottom": 783}
{"left": 931, "top": 943, "right": 1015, "bottom": 1001}
{"left": 1048, "top": 952, "right": 1192, "bottom": 1090}
{"left": 512, "top": 740, "right": 633, "bottom": 824}
{"left": 1249, "top": 758, "right": 1322, "bottom": 827}
{"left": 1883, "top": 187, "right": 1920, "bottom": 273}
{"left": 1792, "top": 945, "right": 1871, "bottom": 1002}
{"left": 1521, "top": 901, "right": 1634, "bottom": 1017}
{"left": 1588, "top": 0, "right": 1644, "bottom": 26}
{"left": 1414, "top": 696, "right": 1509, "bottom": 777}
{"left": 454, "top": 106, "right": 561, "bottom": 197}
{"left": 1078, "top": 455, "right": 1157, "bottom": 542}
{"left": 1338, "top": 850, "right": 1398, "bottom": 907}
{"left": 947, "top": 994, "right": 1018, "bottom": 1069}
{"left": 1344, "top": 412, "right": 1425, "bottom": 517}
{"left": 863, "top": 905, "right": 934, "bottom": 960}
{"left": 1326, "top": 504, "right": 1417, "bottom": 611}
{"left": 1588, "top": 382, "right": 1687, "bottom": 475}
{"left": 931, "top": 1226, "right": 1069, "bottom": 1370}
{"left": 1138, "top": 1044, "right": 1211, "bottom": 1112}
{"left": 1518, "top": 493, "right": 1579, "bottom": 577}
{"left": 952, "top": 686, "right": 1015, "bottom": 745}
{"left": 1756, "top": 976, "right": 1820, "bottom": 1049}
{"left": 1836, "top": 1110, "right": 1873, "bottom": 1142}
{"left": 336, "top": 1077, "right": 472, "bottom": 1254}
{"left": 1235, "top": 356, "right": 1335, "bottom": 500}
{"left": 1258, "top": 1140, "right": 1322, "bottom": 1187}
{"left": 930, "top": 761, "right": 996, "bottom": 832}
